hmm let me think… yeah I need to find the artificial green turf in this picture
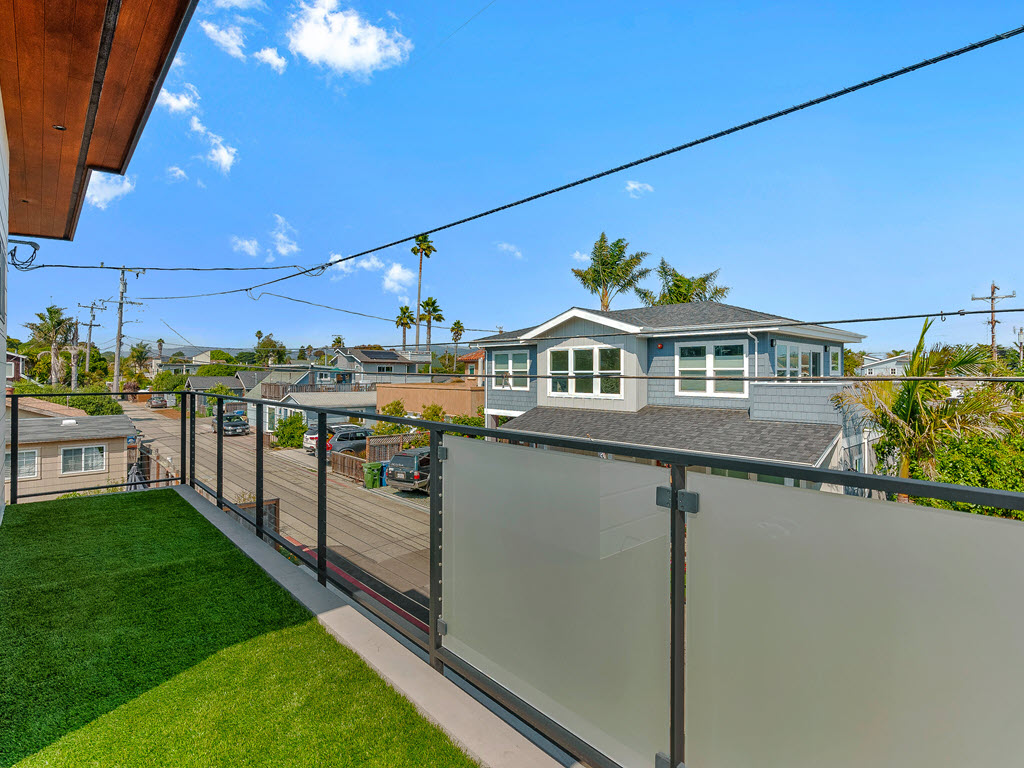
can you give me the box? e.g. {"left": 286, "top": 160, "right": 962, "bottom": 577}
{"left": 0, "top": 489, "right": 477, "bottom": 768}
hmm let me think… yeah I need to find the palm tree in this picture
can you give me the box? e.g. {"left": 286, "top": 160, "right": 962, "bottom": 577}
{"left": 24, "top": 305, "right": 73, "bottom": 385}
{"left": 395, "top": 306, "right": 415, "bottom": 351}
{"left": 635, "top": 259, "right": 730, "bottom": 306}
{"left": 331, "top": 335, "right": 344, "bottom": 349}
{"left": 450, "top": 320, "right": 465, "bottom": 369}
{"left": 411, "top": 235, "right": 436, "bottom": 350}
{"left": 572, "top": 233, "right": 651, "bottom": 311}
{"left": 156, "top": 338, "right": 165, "bottom": 360}
{"left": 419, "top": 297, "right": 444, "bottom": 355}
{"left": 833, "top": 319, "right": 1014, "bottom": 490}
{"left": 255, "top": 330, "right": 264, "bottom": 344}
{"left": 128, "top": 341, "right": 152, "bottom": 379}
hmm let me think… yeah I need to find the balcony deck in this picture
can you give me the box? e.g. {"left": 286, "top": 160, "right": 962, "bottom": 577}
{"left": 0, "top": 489, "right": 478, "bottom": 768}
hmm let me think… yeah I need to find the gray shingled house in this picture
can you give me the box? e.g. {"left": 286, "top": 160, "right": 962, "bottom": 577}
{"left": 473, "top": 303, "right": 873, "bottom": 477}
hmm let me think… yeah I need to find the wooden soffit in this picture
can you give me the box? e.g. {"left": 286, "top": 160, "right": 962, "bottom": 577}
{"left": 1, "top": 0, "right": 197, "bottom": 240}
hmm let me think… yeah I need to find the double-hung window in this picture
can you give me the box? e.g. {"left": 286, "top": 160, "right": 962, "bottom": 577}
{"left": 61, "top": 445, "right": 106, "bottom": 475}
{"left": 493, "top": 351, "right": 529, "bottom": 390}
{"left": 676, "top": 341, "right": 747, "bottom": 397}
{"left": 775, "top": 342, "right": 823, "bottom": 380}
{"left": 549, "top": 347, "right": 622, "bottom": 397}
{"left": 4, "top": 449, "right": 38, "bottom": 480}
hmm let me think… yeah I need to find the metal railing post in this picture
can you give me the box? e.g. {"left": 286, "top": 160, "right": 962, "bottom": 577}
{"left": 10, "top": 396, "right": 18, "bottom": 504}
{"left": 179, "top": 392, "right": 187, "bottom": 486}
{"left": 255, "top": 402, "right": 264, "bottom": 538}
{"left": 216, "top": 396, "right": 224, "bottom": 509}
{"left": 317, "top": 411, "right": 328, "bottom": 586}
{"left": 189, "top": 392, "right": 196, "bottom": 489}
{"left": 428, "top": 428, "right": 444, "bottom": 671}
{"left": 669, "top": 463, "right": 687, "bottom": 768}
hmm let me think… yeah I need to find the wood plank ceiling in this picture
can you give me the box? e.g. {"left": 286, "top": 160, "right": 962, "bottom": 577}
{"left": 0, "top": 0, "right": 196, "bottom": 240}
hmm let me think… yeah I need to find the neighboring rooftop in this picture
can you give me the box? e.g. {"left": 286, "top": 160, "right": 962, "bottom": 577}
{"left": 338, "top": 348, "right": 414, "bottom": 365}
{"left": 7, "top": 397, "right": 89, "bottom": 419}
{"left": 503, "top": 405, "right": 840, "bottom": 466}
{"left": 235, "top": 370, "right": 271, "bottom": 391}
{"left": 280, "top": 391, "right": 377, "bottom": 408}
{"left": 185, "top": 376, "right": 243, "bottom": 391}
{"left": 4, "top": 414, "right": 137, "bottom": 445}
{"left": 458, "top": 349, "right": 485, "bottom": 362}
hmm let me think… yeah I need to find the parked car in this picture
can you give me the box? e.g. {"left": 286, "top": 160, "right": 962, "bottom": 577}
{"left": 329, "top": 426, "right": 372, "bottom": 455}
{"left": 303, "top": 423, "right": 359, "bottom": 453}
{"left": 211, "top": 412, "right": 250, "bottom": 436}
{"left": 148, "top": 394, "right": 169, "bottom": 409}
{"left": 385, "top": 447, "right": 431, "bottom": 493}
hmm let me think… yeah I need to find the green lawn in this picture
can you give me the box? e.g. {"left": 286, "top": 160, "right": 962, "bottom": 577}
{"left": 0, "top": 489, "right": 477, "bottom": 768}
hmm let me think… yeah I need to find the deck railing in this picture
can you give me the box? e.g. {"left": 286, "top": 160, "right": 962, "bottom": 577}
{"left": 9, "top": 389, "right": 1024, "bottom": 768}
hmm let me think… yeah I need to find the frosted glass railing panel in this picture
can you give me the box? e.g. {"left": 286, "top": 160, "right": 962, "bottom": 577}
{"left": 687, "top": 473, "right": 1024, "bottom": 768}
{"left": 442, "top": 436, "right": 670, "bottom": 768}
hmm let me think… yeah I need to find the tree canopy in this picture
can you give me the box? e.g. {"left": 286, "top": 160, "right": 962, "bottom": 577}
{"left": 635, "top": 259, "right": 730, "bottom": 305}
{"left": 572, "top": 233, "right": 650, "bottom": 311}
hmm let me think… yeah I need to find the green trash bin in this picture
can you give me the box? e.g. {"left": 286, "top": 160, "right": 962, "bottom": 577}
{"left": 364, "top": 462, "right": 382, "bottom": 489}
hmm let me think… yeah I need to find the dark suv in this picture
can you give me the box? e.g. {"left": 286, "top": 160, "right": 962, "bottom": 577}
{"left": 329, "top": 426, "right": 371, "bottom": 455}
{"left": 385, "top": 447, "right": 431, "bottom": 493}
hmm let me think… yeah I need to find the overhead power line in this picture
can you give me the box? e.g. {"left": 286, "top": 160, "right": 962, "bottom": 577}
{"left": 12, "top": 262, "right": 313, "bottom": 272}
{"left": 128, "top": 24, "right": 1024, "bottom": 303}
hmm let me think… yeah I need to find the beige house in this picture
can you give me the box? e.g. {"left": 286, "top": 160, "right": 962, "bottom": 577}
{"left": 376, "top": 381, "right": 486, "bottom": 418}
{"left": 5, "top": 415, "right": 138, "bottom": 503}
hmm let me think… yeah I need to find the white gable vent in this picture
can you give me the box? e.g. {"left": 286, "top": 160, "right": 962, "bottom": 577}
{"left": 61, "top": 419, "right": 77, "bottom": 426}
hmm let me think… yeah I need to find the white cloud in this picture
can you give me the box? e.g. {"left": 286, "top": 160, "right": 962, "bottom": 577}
{"left": 254, "top": 46, "right": 287, "bottom": 73}
{"left": 271, "top": 214, "right": 299, "bottom": 256}
{"left": 200, "top": 21, "right": 246, "bottom": 60}
{"left": 497, "top": 241, "right": 522, "bottom": 259}
{"left": 211, "top": 0, "right": 265, "bottom": 8}
{"left": 571, "top": 250, "right": 589, "bottom": 263}
{"left": 167, "top": 165, "right": 188, "bottom": 182}
{"left": 231, "top": 236, "right": 259, "bottom": 257}
{"left": 329, "top": 252, "right": 384, "bottom": 280}
{"left": 171, "top": 53, "right": 185, "bottom": 69}
{"left": 265, "top": 253, "right": 276, "bottom": 263}
{"left": 386, "top": 10, "right": 399, "bottom": 21}
{"left": 196, "top": 178, "right": 207, "bottom": 189}
{"left": 156, "top": 83, "right": 199, "bottom": 113}
{"left": 382, "top": 262, "right": 414, "bottom": 294}
{"left": 85, "top": 172, "right": 135, "bottom": 210}
{"left": 625, "top": 180, "right": 654, "bottom": 199}
{"left": 287, "top": 0, "right": 412, "bottom": 78}
{"left": 189, "top": 115, "right": 238, "bottom": 173}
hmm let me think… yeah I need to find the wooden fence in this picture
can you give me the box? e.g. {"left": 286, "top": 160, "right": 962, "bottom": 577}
{"left": 330, "top": 451, "right": 366, "bottom": 483}
{"left": 365, "top": 432, "right": 428, "bottom": 463}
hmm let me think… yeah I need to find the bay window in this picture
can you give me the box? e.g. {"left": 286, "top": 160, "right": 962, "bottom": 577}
{"left": 61, "top": 445, "right": 105, "bottom": 475}
{"left": 676, "top": 341, "right": 747, "bottom": 397}
{"left": 548, "top": 346, "right": 622, "bottom": 397}
{"left": 493, "top": 351, "right": 529, "bottom": 390}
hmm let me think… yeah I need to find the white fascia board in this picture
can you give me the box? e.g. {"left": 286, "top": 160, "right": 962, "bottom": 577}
{"left": 520, "top": 308, "right": 642, "bottom": 340}
{"left": 648, "top": 324, "right": 864, "bottom": 343}
{"left": 484, "top": 408, "right": 526, "bottom": 418}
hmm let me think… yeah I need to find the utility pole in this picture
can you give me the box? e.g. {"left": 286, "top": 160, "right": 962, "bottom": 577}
{"left": 105, "top": 268, "right": 144, "bottom": 394}
{"left": 1014, "top": 326, "right": 1024, "bottom": 365}
{"left": 972, "top": 281, "right": 1015, "bottom": 360}
{"left": 77, "top": 301, "right": 104, "bottom": 377}
{"left": 69, "top": 321, "right": 80, "bottom": 390}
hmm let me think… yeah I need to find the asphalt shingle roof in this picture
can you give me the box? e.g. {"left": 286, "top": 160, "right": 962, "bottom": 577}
{"left": 502, "top": 405, "right": 840, "bottom": 466}
{"left": 235, "top": 370, "right": 271, "bottom": 391}
{"left": 281, "top": 391, "right": 377, "bottom": 408}
{"left": 186, "top": 376, "right": 244, "bottom": 391}
{"left": 5, "top": 414, "right": 138, "bottom": 445}
{"left": 474, "top": 302, "right": 797, "bottom": 343}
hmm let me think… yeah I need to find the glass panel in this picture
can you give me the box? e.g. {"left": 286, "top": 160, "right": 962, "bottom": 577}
{"left": 811, "top": 351, "right": 822, "bottom": 377}
{"left": 19, "top": 451, "right": 36, "bottom": 478}
{"left": 831, "top": 350, "right": 842, "bottom": 375}
{"left": 494, "top": 352, "right": 509, "bottom": 369}
{"left": 600, "top": 375, "right": 620, "bottom": 395}
{"left": 776, "top": 343, "right": 787, "bottom": 376}
{"left": 800, "top": 350, "right": 811, "bottom": 377}
{"left": 599, "top": 348, "right": 620, "bottom": 372}
{"left": 713, "top": 343, "right": 744, "bottom": 362}
{"left": 512, "top": 352, "right": 528, "bottom": 371}
{"left": 678, "top": 345, "right": 707, "bottom": 367}
{"left": 442, "top": 436, "right": 670, "bottom": 768}
{"left": 687, "top": 473, "right": 1024, "bottom": 767}
{"left": 575, "top": 375, "right": 594, "bottom": 394}
{"left": 789, "top": 347, "right": 800, "bottom": 377}
{"left": 3, "top": 452, "right": 9, "bottom": 480}
{"left": 62, "top": 449, "right": 81, "bottom": 474}
{"left": 573, "top": 349, "right": 594, "bottom": 372}
{"left": 551, "top": 376, "right": 570, "bottom": 393}
{"left": 713, "top": 370, "right": 743, "bottom": 394}
{"left": 84, "top": 446, "right": 105, "bottom": 472}
{"left": 550, "top": 349, "right": 569, "bottom": 372}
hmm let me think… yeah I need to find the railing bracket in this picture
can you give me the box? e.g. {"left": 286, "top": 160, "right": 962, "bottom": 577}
{"left": 437, "top": 446, "right": 449, "bottom": 461}
{"left": 657, "top": 487, "right": 699, "bottom": 515}
{"left": 436, "top": 617, "right": 448, "bottom": 636}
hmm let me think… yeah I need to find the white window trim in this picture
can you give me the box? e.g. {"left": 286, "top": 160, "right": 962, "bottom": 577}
{"left": 492, "top": 351, "right": 530, "bottom": 391}
{"left": 774, "top": 341, "right": 824, "bottom": 381}
{"left": 829, "top": 348, "right": 843, "bottom": 376}
{"left": 674, "top": 340, "right": 749, "bottom": 399}
{"left": 60, "top": 444, "right": 107, "bottom": 476}
{"left": 547, "top": 346, "right": 625, "bottom": 400}
{"left": 5, "top": 448, "right": 39, "bottom": 480}
{"left": 376, "top": 365, "right": 393, "bottom": 373}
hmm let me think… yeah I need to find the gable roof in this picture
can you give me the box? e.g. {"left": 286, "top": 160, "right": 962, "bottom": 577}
{"left": 337, "top": 348, "right": 414, "bottom": 365}
{"left": 7, "top": 397, "right": 89, "bottom": 419}
{"left": 280, "top": 391, "right": 377, "bottom": 408}
{"left": 474, "top": 303, "right": 864, "bottom": 344}
{"left": 258, "top": 370, "right": 308, "bottom": 386}
{"left": 503, "top": 406, "right": 840, "bottom": 466}
{"left": 235, "top": 370, "right": 271, "bottom": 391}
{"left": 458, "top": 349, "right": 485, "bottom": 362}
{"left": 861, "top": 353, "right": 910, "bottom": 367}
{"left": 185, "top": 376, "right": 244, "bottom": 391}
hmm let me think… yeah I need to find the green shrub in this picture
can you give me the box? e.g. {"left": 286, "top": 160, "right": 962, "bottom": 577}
{"left": 373, "top": 399, "right": 407, "bottom": 436}
{"left": 13, "top": 382, "right": 123, "bottom": 416}
{"left": 273, "top": 413, "right": 306, "bottom": 448}
{"left": 421, "top": 403, "right": 446, "bottom": 423}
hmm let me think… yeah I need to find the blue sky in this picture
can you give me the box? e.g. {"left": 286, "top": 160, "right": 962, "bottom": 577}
{"left": 10, "top": 1, "right": 1024, "bottom": 355}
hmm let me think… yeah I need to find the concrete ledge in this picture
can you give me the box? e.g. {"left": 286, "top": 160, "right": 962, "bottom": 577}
{"left": 173, "top": 485, "right": 566, "bottom": 768}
